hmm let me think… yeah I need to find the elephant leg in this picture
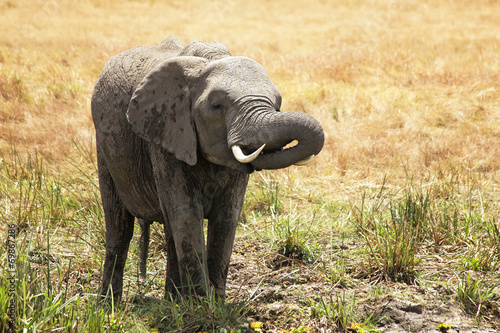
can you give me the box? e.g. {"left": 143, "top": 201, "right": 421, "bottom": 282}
{"left": 138, "top": 219, "right": 153, "bottom": 277}
{"left": 170, "top": 207, "right": 208, "bottom": 296}
{"left": 153, "top": 154, "right": 209, "bottom": 297}
{"left": 156, "top": 194, "right": 208, "bottom": 296}
{"left": 98, "top": 161, "right": 134, "bottom": 302}
{"left": 163, "top": 221, "right": 181, "bottom": 296}
{"left": 207, "top": 176, "right": 248, "bottom": 299}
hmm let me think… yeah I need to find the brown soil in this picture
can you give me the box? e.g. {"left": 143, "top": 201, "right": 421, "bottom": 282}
{"left": 225, "top": 239, "right": 500, "bottom": 333}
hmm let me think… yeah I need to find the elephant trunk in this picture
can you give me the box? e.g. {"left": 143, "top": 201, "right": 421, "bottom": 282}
{"left": 228, "top": 107, "right": 324, "bottom": 170}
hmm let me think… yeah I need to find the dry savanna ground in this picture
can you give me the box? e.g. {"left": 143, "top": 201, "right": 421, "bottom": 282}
{"left": 1, "top": 0, "right": 499, "bottom": 332}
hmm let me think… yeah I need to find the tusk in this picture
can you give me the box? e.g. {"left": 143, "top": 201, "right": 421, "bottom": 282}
{"left": 231, "top": 144, "right": 266, "bottom": 163}
{"left": 294, "top": 154, "right": 315, "bottom": 166}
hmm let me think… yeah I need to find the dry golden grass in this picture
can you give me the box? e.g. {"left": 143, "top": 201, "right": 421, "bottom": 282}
{"left": 1, "top": 0, "right": 499, "bottom": 182}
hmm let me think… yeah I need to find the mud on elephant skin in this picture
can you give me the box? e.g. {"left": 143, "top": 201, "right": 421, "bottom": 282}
{"left": 91, "top": 36, "right": 324, "bottom": 301}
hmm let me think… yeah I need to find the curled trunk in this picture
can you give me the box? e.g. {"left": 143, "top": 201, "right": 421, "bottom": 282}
{"left": 228, "top": 110, "right": 324, "bottom": 170}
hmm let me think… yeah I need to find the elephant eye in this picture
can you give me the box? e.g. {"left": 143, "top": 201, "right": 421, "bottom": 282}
{"left": 207, "top": 90, "right": 226, "bottom": 111}
{"left": 210, "top": 98, "right": 224, "bottom": 110}
{"left": 211, "top": 102, "right": 222, "bottom": 109}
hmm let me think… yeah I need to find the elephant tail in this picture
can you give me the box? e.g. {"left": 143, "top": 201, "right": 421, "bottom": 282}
{"left": 138, "top": 219, "right": 153, "bottom": 277}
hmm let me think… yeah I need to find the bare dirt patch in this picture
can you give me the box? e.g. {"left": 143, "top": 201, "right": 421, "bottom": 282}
{"left": 225, "top": 238, "right": 500, "bottom": 332}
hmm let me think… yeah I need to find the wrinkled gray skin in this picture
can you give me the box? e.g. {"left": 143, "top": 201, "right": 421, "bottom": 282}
{"left": 91, "top": 36, "right": 324, "bottom": 301}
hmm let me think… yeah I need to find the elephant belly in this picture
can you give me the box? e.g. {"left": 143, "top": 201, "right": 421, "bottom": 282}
{"left": 99, "top": 136, "right": 163, "bottom": 222}
{"left": 115, "top": 175, "right": 163, "bottom": 222}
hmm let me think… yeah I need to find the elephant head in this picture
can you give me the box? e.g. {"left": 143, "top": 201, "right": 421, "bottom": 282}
{"left": 126, "top": 55, "right": 324, "bottom": 172}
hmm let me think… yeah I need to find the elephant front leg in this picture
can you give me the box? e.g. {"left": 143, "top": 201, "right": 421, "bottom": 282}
{"left": 153, "top": 155, "right": 211, "bottom": 297}
{"left": 206, "top": 177, "right": 248, "bottom": 299}
{"left": 161, "top": 201, "right": 209, "bottom": 297}
{"left": 163, "top": 221, "right": 181, "bottom": 296}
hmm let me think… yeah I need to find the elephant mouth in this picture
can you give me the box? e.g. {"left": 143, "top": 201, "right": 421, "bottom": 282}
{"left": 242, "top": 142, "right": 293, "bottom": 156}
{"left": 243, "top": 145, "right": 281, "bottom": 156}
{"left": 231, "top": 141, "right": 315, "bottom": 168}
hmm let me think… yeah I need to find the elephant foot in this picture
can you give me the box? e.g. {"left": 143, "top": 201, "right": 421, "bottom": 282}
{"left": 165, "top": 278, "right": 220, "bottom": 301}
{"left": 213, "top": 288, "right": 226, "bottom": 304}
{"left": 98, "top": 287, "right": 122, "bottom": 306}
{"left": 164, "top": 288, "right": 208, "bottom": 302}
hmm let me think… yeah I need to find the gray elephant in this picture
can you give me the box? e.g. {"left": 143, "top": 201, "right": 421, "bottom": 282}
{"left": 91, "top": 36, "right": 324, "bottom": 301}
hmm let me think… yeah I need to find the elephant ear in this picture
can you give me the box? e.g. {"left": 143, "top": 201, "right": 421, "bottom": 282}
{"left": 127, "top": 57, "right": 206, "bottom": 165}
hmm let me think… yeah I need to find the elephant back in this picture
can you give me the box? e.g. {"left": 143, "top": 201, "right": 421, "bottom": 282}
{"left": 93, "top": 37, "right": 231, "bottom": 104}
{"left": 180, "top": 40, "right": 231, "bottom": 60}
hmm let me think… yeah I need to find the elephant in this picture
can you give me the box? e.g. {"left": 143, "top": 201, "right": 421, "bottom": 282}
{"left": 91, "top": 36, "right": 324, "bottom": 301}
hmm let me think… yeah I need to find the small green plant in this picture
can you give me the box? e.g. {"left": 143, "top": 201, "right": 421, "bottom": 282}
{"left": 308, "top": 292, "right": 379, "bottom": 332}
{"left": 140, "top": 291, "right": 249, "bottom": 332}
{"left": 246, "top": 172, "right": 283, "bottom": 215}
{"left": 456, "top": 272, "right": 499, "bottom": 318}
{"left": 269, "top": 213, "right": 316, "bottom": 266}
{"left": 460, "top": 246, "right": 500, "bottom": 272}
{"left": 352, "top": 183, "right": 422, "bottom": 284}
{"left": 320, "top": 235, "right": 353, "bottom": 288}
{"left": 309, "top": 293, "right": 355, "bottom": 331}
{"left": 485, "top": 219, "right": 500, "bottom": 247}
